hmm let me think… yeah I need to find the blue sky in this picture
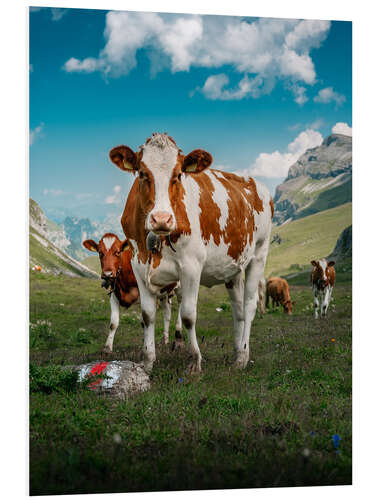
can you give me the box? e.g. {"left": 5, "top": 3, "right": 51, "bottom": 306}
{"left": 29, "top": 7, "right": 352, "bottom": 222}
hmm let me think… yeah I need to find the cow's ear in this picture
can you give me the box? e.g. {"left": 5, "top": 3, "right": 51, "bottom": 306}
{"left": 182, "top": 149, "right": 213, "bottom": 174}
{"left": 109, "top": 145, "right": 138, "bottom": 171}
{"left": 311, "top": 260, "right": 318, "bottom": 267}
{"left": 327, "top": 260, "right": 335, "bottom": 267}
{"left": 120, "top": 240, "right": 130, "bottom": 252}
{"left": 83, "top": 239, "right": 99, "bottom": 252}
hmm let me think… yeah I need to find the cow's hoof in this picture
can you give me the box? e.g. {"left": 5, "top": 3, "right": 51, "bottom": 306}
{"left": 234, "top": 351, "right": 249, "bottom": 369}
{"left": 186, "top": 359, "right": 202, "bottom": 375}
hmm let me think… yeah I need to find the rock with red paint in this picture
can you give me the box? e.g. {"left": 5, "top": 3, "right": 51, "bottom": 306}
{"left": 75, "top": 360, "right": 150, "bottom": 398}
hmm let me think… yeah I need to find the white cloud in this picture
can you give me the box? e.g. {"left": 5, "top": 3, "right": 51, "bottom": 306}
{"left": 30, "top": 123, "right": 44, "bottom": 145}
{"left": 313, "top": 87, "right": 346, "bottom": 107}
{"left": 332, "top": 122, "right": 352, "bottom": 136}
{"left": 50, "top": 8, "right": 68, "bottom": 22}
{"left": 242, "top": 129, "right": 323, "bottom": 179}
{"left": 43, "top": 189, "right": 65, "bottom": 196}
{"left": 105, "top": 185, "right": 122, "bottom": 204}
{"left": 200, "top": 73, "right": 266, "bottom": 100}
{"left": 63, "top": 57, "right": 102, "bottom": 73}
{"left": 287, "top": 83, "right": 308, "bottom": 105}
{"left": 63, "top": 12, "right": 331, "bottom": 101}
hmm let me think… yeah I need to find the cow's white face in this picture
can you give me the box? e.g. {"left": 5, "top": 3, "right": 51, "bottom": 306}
{"left": 141, "top": 141, "right": 179, "bottom": 235}
{"left": 109, "top": 133, "right": 213, "bottom": 236}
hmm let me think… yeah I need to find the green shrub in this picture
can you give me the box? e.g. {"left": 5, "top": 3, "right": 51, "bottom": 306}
{"left": 30, "top": 364, "right": 79, "bottom": 394}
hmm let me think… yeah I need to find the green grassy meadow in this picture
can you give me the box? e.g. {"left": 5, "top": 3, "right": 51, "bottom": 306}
{"left": 29, "top": 268, "right": 352, "bottom": 494}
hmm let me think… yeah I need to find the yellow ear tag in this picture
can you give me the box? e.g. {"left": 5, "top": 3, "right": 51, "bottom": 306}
{"left": 185, "top": 163, "right": 197, "bottom": 172}
{"left": 90, "top": 246, "right": 98, "bottom": 252}
{"left": 123, "top": 242, "right": 129, "bottom": 251}
{"left": 123, "top": 160, "right": 134, "bottom": 170}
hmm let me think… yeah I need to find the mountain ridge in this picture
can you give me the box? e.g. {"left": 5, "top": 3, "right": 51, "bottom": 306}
{"left": 273, "top": 133, "right": 352, "bottom": 224}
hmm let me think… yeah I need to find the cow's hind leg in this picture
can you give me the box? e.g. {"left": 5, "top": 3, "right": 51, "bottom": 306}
{"left": 103, "top": 293, "right": 120, "bottom": 353}
{"left": 235, "top": 241, "right": 268, "bottom": 368}
{"left": 159, "top": 295, "right": 172, "bottom": 344}
{"left": 322, "top": 286, "right": 332, "bottom": 317}
{"left": 225, "top": 274, "right": 244, "bottom": 356}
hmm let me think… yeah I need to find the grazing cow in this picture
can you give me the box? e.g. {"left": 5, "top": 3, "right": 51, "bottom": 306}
{"left": 83, "top": 233, "right": 182, "bottom": 352}
{"left": 310, "top": 259, "right": 335, "bottom": 318}
{"left": 109, "top": 132, "right": 273, "bottom": 373}
{"left": 266, "top": 277, "right": 294, "bottom": 315}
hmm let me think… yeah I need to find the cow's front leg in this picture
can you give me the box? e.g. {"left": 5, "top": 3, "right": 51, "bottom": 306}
{"left": 134, "top": 273, "right": 157, "bottom": 373}
{"left": 236, "top": 241, "right": 268, "bottom": 369}
{"left": 159, "top": 295, "right": 172, "bottom": 344}
{"left": 103, "top": 293, "right": 120, "bottom": 353}
{"left": 322, "top": 286, "right": 332, "bottom": 317}
{"left": 174, "top": 287, "right": 184, "bottom": 347}
{"left": 314, "top": 289, "right": 320, "bottom": 319}
{"left": 180, "top": 268, "right": 202, "bottom": 373}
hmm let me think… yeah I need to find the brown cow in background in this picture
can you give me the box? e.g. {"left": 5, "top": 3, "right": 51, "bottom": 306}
{"left": 83, "top": 233, "right": 182, "bottom": 352}
{"left": 266, "top": 277, "right": 294, "bottom": 315}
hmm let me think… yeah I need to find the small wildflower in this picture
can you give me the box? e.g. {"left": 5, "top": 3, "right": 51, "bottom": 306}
{"left": 178, "top": 377, "right": 183, "bottom": 383}
{"left": 332, "top": 434, "right": 341, "bottom": 449}
{"left": 286, "top": 369, "right": 291, "bottom": 374}
{"left": 60, "top": 303, "right": 65, "bottom": 306}
{"left": 216, "top": 307, "right": 223, "bottom": 312}
{"left": 302, "top": 448, "right": 310, "bottom": 457}
{"left": 331, "top": 338, "right": 335, "bottom": 342}
{"left": 113, "top": 433, "right": 121, "bottom": 444}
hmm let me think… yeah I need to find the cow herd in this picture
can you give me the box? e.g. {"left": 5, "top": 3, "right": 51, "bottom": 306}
{"left": 83, "top": 132, "right": 336, "bottom": 373}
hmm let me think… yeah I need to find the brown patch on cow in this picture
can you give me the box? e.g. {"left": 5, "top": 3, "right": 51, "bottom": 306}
{"left": 192, "top": 171, "right": 222, "bottom": 246}
{"left": 269, "top": 199, "right": 274, "bottom": 219}
{"left": 168, "top": 161, "right": 192, "bottom": 244}
{"left": 208, "top": 171, "right": 264, "bottom": 261}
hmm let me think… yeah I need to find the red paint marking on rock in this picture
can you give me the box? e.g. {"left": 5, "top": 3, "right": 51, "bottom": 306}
{"left": 87, "top": 361, "right": 109, "bottom": 389}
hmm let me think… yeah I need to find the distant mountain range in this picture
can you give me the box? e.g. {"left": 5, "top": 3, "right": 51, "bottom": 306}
{"left": 29, "top": 199, "right": 98, "bottom": 278}
{"left": 273, "top": 133, "right": 352, "bottom": 224}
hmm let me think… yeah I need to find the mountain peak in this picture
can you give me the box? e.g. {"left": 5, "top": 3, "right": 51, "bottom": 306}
{"left": 273, "top": 133, "right": 352, "bottom": 224}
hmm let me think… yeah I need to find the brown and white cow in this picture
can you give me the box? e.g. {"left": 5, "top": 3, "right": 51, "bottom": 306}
{"left": 266, "top": 277, "right": 294, "bottom": 315}
{"left": 310, "top": 259, "right": 335, "bottom": 318}
{"left": 83, "top": 233, "right": 182, "bottom": 352}
{"left": 109, "top": 133, "right": 273, "bottom": 373}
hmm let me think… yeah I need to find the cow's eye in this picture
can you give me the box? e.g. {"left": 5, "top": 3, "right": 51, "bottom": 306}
{"left": 139, "top": 171, "right": 144, "bottom": 179}
{"left": 177, "top": 173, "right": 182, "bottom": 181}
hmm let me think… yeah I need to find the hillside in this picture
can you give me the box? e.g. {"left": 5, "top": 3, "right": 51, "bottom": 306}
{"left": 265, "top": 202, "right": 352, "bottom": 277}
{"left": 29, "top": 199, "right": 99, "bottom": 279}
{"left": 274, "top": 134, "right": 352, "bottom": 224}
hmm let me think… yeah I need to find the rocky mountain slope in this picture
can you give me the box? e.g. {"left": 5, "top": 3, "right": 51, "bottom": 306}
{"left": 273, "top": 133, "right": 352, "bottom": 224}
{"left": 61, "top": 214, "right": 123, "bottom": 261}
{"left": 29, "top": 199, "right": 98, "bottom": 278}
{"left": 328, "top": 225, "right": 352, "bottom": 262}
